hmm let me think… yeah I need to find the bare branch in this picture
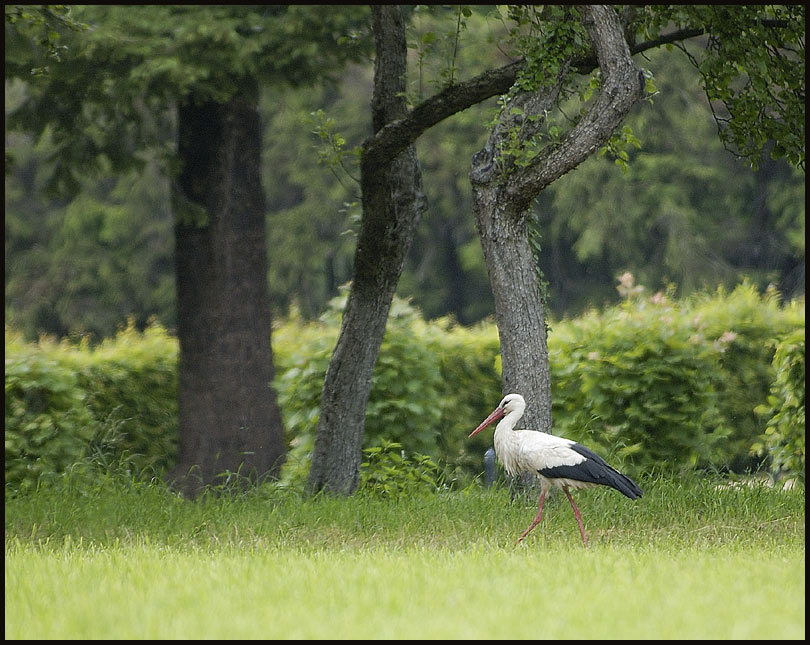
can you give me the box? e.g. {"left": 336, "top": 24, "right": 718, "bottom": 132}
{"left": 631, "top": 28, "right": 707, "bottom": 55}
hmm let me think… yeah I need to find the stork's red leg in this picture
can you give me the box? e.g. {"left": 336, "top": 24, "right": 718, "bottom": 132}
{"left": 563, "top": 487, "right": 589, "bottom": 547}
{"left": 515, "top": 492, "right": 546, "bottom": 545}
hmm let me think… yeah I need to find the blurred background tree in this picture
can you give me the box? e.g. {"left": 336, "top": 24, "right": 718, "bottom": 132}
{"left": 5, "top": 4, "right": 373, "bottom": 493}
{"left": 5, "top": 5, "right": 804, "bottom": 340}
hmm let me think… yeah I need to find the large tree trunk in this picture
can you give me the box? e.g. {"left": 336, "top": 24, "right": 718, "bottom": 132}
{"left": 473, "top": 191, "right": 553, "bottom": 433}
{"left": 472, "top": 5, "right": 645, "bottom": 433}
{"left": 307, "top": 6, "right": 426, "bottom": 495}
{"left": 168, "top": 80, "right": 285, "bottom": 496}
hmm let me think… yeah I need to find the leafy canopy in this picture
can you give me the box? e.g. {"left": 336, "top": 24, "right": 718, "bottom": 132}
{"left": 640, "top": 5, "right": 805, "bottom": 169}
{"left": 5, "top": 5, "right": 372, "bottom": 195}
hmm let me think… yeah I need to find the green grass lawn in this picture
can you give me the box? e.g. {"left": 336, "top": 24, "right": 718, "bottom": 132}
{"left": 4, "top": 473, "right": 805, "bottom": 639}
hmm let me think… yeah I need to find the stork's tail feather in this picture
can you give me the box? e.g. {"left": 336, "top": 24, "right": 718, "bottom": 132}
{"left": 568, "top": 443, "right": 643, "bottom": 499}
{"left": 611, "top": 472, "right": 643, "bottom": 500}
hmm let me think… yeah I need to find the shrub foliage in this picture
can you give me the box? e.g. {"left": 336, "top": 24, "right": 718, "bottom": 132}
{"left": 5, "top": 331, "right": 95, "bottom": 494}
{"left": 5, "top": 322, "right": 177, "bottom": 493}
{"left": 753, "top": 328, "right": 805, "bottom": 483}
{"left": 5, "top": 283, "right": 805, "bottom": 493}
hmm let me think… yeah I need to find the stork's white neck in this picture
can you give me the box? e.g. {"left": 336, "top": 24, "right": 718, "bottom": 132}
{"left": 495, "top": 407, "right": 522, "bottom": 435}
{"left": 492, "top": 403, "right": 525, "bottom": 477}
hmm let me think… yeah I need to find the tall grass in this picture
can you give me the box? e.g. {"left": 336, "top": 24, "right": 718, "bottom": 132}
{"left": 5, "top": 469, "right": 803, "bottom": 550}
{"left": 4, "top": 471, "right": 805, "bottom": 639}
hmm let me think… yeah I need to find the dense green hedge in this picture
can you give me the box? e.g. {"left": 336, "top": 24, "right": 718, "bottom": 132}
{"left": 5, "top": 333, "right": 96, "bottom": 493}
{"left": 5, "top": 323, "right": 177, "bottom": 493}
{"left": 5, "top": 284, "right": 805, "bottom": 493}
{"left": 547, "top": 283, "right": 806, "bottom": 475}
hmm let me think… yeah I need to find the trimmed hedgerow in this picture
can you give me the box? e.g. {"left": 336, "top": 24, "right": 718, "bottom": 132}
{"left": 72, "top": 322, "right": 178, "bottom": 476}
{"left": 549, "top": 282, "right": 805, "bottom": 475}
{"left": 549, "top": 299, "right": 729, "bottom": 471}
{"left": 5, "top": 322, "right": 177, "bottom": 493}
{"left": 687, "top": 284, "right": 805, "bottom": 471}
{"left": 4, "top": 284, "right": 804, "bottom": 492}
{"left": 5, "top": 330, "right": 96, "bottom": 494}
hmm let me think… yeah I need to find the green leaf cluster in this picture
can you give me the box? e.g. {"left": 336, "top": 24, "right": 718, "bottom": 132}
{"left": 753, "top": 328, "right": 805, "bottom": 482}
{"left": 308, "top": 108, "right": 356, "bottom": 173}
{"left": 360, "top": 440, "right": 443, "bottom": 497}
{"left": 4, "top": 5, "right": 87, "bottom": 76}
{"left": 599, "top": 125, "right": 643, "bottom": 173}
{"left": 5, "top": 5, "right": 372, "bottom": 196}
{"left": 639, "top": 5, "right": 805, "bottom": 169}
{"left": 500, "top": 5, "right": 588, "bottom": 93}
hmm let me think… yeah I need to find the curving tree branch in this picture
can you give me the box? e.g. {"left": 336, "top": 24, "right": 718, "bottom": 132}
{"left": 363, "top": 13, "right": 797, "bottom": 168}
{"left": 363, "top": 17, "right": 729, "bottom": 167}
{"left": 505, "top": 4, "right": 646, "bottom": 208}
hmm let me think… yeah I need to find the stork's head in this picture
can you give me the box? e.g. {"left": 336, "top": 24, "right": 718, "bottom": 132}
{"left": 468, "top": 393, "right": 526, "bottom": 438}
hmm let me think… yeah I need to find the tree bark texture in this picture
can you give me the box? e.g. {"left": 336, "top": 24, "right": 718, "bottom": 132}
{"left": 169, "top": 80, "right": 285, "bottom": 496}
{"left": 473, "top": 190, "right": 553, "bottom": 434}
{"left": 307, "top": 5, "right": 426, "bottom": 494}
{"left": 472, "top": 5, "right": 645, "bottom": 434}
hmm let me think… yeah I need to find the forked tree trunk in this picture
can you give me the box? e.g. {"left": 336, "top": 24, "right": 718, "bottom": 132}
{"left": 168, "top": 80, "right": 285, "bottom": 496}
{"left": 472, "top": 5, "right": 645, "bottom": 433}
{"left": 307, "top": 6, "right": 426, "bottom": 495}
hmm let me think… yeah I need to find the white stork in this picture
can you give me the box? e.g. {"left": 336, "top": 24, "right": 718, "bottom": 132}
{"left": 469, "top": 393, "right": 643, "bottom": 546}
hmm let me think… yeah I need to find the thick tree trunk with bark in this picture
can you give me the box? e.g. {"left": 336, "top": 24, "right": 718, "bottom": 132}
{"left": 473, "top": 190, "right": 554, "bottom": 433}
{"left": 472, "top": 5, "right": 645, "bottom": 434}
{"left": 168, "top": 80, "right": 285, "bottom": 496}
{"left": 307, "top": 6, "right": 426, "bottom": 495}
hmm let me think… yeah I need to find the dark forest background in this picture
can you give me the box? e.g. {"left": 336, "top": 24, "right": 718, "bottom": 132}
{"left": 5, "top": 7, "right": 804, "bottom": 342}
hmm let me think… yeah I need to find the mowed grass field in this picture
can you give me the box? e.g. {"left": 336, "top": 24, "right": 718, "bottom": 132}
{"left": 5, "top": 473, "right": 805, "bottom": 639}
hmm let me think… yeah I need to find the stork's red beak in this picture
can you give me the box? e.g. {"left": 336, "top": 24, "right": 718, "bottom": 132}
{"left": 468, "top": 406, "right": 506, "bottom": 438}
